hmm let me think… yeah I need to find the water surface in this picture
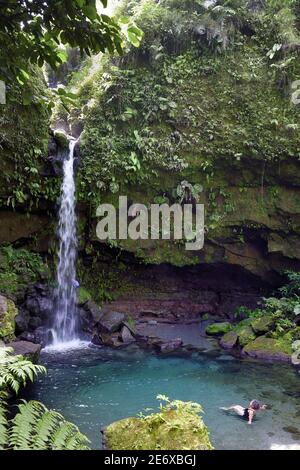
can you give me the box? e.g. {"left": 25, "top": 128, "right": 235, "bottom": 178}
{"left": 25, "top": 346, "right": 300, "bottom": 450}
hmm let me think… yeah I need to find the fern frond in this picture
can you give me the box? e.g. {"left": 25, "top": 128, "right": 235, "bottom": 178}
{"left": 9, "top": 400, "right": 90, "bottom": 450}
{"left": 0, "top": 347, "right": 46, "bottom": 395}
{"left": 0, "top": 399, "right": 8, "bottom": 450}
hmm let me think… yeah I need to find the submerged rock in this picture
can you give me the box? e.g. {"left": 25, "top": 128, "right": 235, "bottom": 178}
{"left": 157, "top": 338, "right": 183, "bottom": 354}
{"left": 242, "top": 336, "right": 292, "bottom": 362}
{"left": 0, "top": 294, "right": 17, "bottom": 342}
{"left": 7, "top": 340, "right": 41, "bottom": 362}
{"left": 220, "top": 331, "right": 238, "bottom": 349}
{"left": 206, "top": 322, "right": 232, "bottom": 336}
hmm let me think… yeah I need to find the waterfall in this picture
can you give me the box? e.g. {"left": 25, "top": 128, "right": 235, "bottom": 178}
{"left": 51, "top": 138, "right": 78, "bottom": 345}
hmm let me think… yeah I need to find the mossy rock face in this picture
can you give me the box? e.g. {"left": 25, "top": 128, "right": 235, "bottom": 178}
{"left": 0, "top": 295, "right": 17, "bottom": 342}
{"left": 206, "top": 322, "right": 232, "bottom": 336}
{"left": 242, "top": 336, "right": 292, "bottom": 363}
{"left": 53, "top": 129, "right": 69, "bottom": 150}
{"left": 104, "top": 407, "right": 213, "bottom": 450}
{"left": 220, "top": 331, "right": 238, "bottom": 349}
{"left": 234, "top": 321, "right": 256, "bottom": 347}
{"left": 251, "top": 316, "right": 274, "bottom": 335}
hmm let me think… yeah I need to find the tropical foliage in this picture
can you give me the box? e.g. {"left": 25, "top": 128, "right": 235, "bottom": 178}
{"left": 236, "top": 272, "right": 300, "bottom": 345}
{"left": 0, "top": 0, "right": 142, "bottom": 105}
{"left": 0, "top": 347, "right": 90, "bottom": 450}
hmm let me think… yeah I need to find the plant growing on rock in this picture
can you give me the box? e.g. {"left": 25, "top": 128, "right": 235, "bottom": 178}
{"left": 104, "top": 394, "right": 213, "bottom": 450}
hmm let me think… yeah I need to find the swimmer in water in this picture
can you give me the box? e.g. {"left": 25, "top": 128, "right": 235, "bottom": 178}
{"left": 220, "top": 399, "right": 267, "bottom": 424}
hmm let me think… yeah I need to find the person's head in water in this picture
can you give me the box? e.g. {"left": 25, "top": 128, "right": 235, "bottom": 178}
{"left": 249, "top": 400, "right": 260, "bottom": 410}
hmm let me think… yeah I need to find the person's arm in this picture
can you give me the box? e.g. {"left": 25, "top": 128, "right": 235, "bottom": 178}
{"left": 248, "top": 409, "right": 255, "bottom": 424}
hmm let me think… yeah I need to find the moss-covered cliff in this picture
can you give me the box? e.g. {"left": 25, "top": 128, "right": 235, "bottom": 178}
{"left": 1, "top": 0, "right": 300, "bottom": 288}
{"left": 71, "top": 0, "right": 300, "bottom": 281}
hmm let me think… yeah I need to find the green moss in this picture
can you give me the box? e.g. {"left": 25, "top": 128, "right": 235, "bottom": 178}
{"left": 105, "top": 396, "right": 213, "bottom": 451}
{"left": 251, "top": 316, "right": 274, "bottom": 335}
{"left": 206, "top": 322, "right": 232, "bottom": 336}
{"left": 243, "top": 335, "right": 293, "bottom": 359}
{"left": 234, "top": 320, "right": 256, "bottom": 347}
{"left": 0, "top": 295, "right": 17, "bottom": 342}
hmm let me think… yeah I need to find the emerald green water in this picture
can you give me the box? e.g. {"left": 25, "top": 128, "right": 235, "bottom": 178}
{"left": 26, "top": 345, "right": 300, "bottom": 450}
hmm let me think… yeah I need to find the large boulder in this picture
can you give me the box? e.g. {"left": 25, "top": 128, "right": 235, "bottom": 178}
{"left": 25, "top": 294, "right": 52, "bottom": 320}
{"left": 103, "top": 400, "right": 213, "bottom": 450}
{"left": 206, "top": 322, "right": 232, "bottom": 336}
{"left": 0, "top": 294, "right": 17, "bottom": 342}
{"left": 7, "top": 340, "right": 41, "bottom": 362}
{"left": 235, "top": 321, "right": 256, "bottom": 347}
{"left": 119, "top": 325, "right": 135, "bottom": 344}
{"left": 79, "top": 300, "right": 103, "bottom": 332}
{"left": 251, "top": 316, "right": 274, "bottom": 335}
{"left": 242, "top": 336, "right": 292, "bottom": 363}
{"left": 220, "top": 331, "right": 238, "bottom": 349}
{"left": 98, "top": 311, "right": 125, "bottom": 334}
{"left": 92, "top": 332, "right": 123, "bottom": 348}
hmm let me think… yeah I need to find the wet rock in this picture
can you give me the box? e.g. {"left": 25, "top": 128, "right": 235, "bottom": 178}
{"left": 206, "top": 322, "right": 232, "bottom": 336}
{"left": 98, "top": 311, "right": 125, "bottom": 334}
{"left": 54, "top": 129, "right": 69, "bottom": 150}
{"left": 15, "top": 308, "right": 30, "bottom": 334}
{"left": 85, "top": 301, "right": 103, "bottom": 322}
{"left": 79, "top": 300, "right": 103, "bottom": 333}
{"left": 25, "top": 293, "right": 52, "bottom": 320}
{"left": 28, "top": 316, "right": 42, "bottom": 330}
{"left": 91, "top": 333, "right": 102, "bottom": 346}
{"left": 92, "top": 332, "right": 123, "bottom": 348}
{"left": 18, "top": 326, "right": 51, "bottom": 347}
{"left": 220, "top": 331, "right": 238, "bottom": 349}
{"left": 157, "top": 338, "right": 183, "bottom": 354}
{"left": 7, "top": 340, "right": 41, "bottom": 362}
{"left": 242, "top": 336, "right": 292, "bottom": 362}
{"left": 119, "top": 325, "right": 135, "bottom": 344}
{"left": 251, "top": 316, "right": 274, "bottom": 334}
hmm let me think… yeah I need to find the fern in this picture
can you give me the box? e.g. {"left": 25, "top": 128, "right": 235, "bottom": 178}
{"left": 0, "top": 398, "right": 8, "bottom": 450}
{"left": 0, "top": 347, "right": 90, "bottom": 450}
{"left": 9, "top": 401, "right": 90, "bottom": 450}
{"left": 0, "top": 347, "right": 46, "bottom": 394}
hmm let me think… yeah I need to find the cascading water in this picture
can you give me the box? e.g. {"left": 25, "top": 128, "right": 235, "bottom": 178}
{"left": 51, "top": 138, "right": 78, "bottom": 346}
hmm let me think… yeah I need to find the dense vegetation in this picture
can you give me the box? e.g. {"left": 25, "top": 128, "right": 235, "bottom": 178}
{"left": 0, "top": 347, "right": 90, "bottom": 450}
